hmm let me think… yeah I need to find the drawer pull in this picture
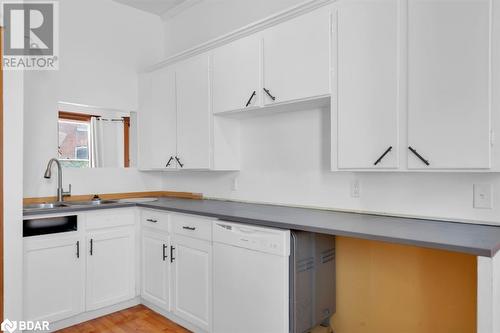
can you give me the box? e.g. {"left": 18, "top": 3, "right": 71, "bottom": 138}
{"left": 170, "top": 246, "right": 175, "bottom": 263}
{"left": 90, "top": 239, "right": 93, "bottom": 256}
{"left": 374, "top": 146, "right": 393, "bottom": 166}
{"left": 175, "top": 156, "right": 184, "bottom": 168}
{"left": 163, "top": 244, "right": 168, "bottom": 261}
{"left": 182, "top": 226, "right": 196, "bottom": 231}
{"left": 245, "top": 91, "right": 257, "bottom": 107}
{"left": 166, "top": 156, "right": 174, "bottom": 168}
{"left": 146, "top": 219, "right": 158, "bottom": 223}
{"left": 263, "top": 88, "right": 276, "bottom": 101}
{"left": 408, "top": 146, "right": 430, "bottom": 166}
{"left": 76, "top": 241, "right": 80, "bottom": 258}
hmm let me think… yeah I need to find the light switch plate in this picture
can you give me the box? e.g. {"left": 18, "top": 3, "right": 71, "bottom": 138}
{"left": 231, "top": 177, "right": 239, "bottom": 191}
{"left": 474, "top": 184, "right": 493, "bottom": 209}
{"left": 351, "top": 179, "right": 360, "bottom": 198}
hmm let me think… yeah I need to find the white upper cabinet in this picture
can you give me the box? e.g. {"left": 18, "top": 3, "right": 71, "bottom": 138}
{"left": 212, "top": 35, "right": 261, "bottom": 113}
{"left": 262, "top": 7, "right": 331, "bottom": 105}
{"left": 408, "top": 0, "right": 491, "bottom": 169}
{"left": 176, "top": 53, "right": 212, "bottom": 170}
{"left": 333, "top": 0, "right": 400, "bottom": 170}
{"left": 138, "top": 66, "right": 177, "bottom": 170}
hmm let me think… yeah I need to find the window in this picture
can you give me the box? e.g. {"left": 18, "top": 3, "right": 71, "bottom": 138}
{"left": 57, "top": 111, "right": 131, "bottom": 168}
{"left": 58, "top": 112, "right": 91, "bottom": 168}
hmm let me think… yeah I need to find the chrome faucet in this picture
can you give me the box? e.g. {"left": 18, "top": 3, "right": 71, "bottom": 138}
{"left": 44, "top": 158, "right": 72, "bottom": 202}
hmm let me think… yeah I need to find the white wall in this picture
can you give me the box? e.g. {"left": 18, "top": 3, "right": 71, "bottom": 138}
{"left": 4, "top": 70, "right": 24, "bottom": 323}
{"left": 23, "top": 0, "right": 164, "bottom": 198}
{"left": 161, "top": 0, "right": 500, "bottom": 224}
{"left": 163, "top": 0, "right": 304, "bottom": 56}
{"left": 163, "top": 108, "right": 500, "bottom": 224}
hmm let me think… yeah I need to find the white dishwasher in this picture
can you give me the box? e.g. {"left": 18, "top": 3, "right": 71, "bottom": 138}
{"left": 213, "top": 221, "right": 290, "bottom": 333}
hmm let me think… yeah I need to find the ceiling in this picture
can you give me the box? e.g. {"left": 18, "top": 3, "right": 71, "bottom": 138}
{"left": 113, "top": 0, "right": 190, "bottom": 17}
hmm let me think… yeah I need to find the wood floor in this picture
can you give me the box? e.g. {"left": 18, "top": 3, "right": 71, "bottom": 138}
{"left": 56, "top": 305, "right": 191, "bottom": 333}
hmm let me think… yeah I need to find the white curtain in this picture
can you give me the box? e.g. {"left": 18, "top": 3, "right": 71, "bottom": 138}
{"left": 90, "top": 117, "right": 124, "bottom": 168}
{"left": 89, "top": 116, "right": 101, "bottom": 168}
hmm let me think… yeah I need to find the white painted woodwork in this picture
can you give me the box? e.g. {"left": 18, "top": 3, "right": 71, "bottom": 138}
{"left": 85, "top": 208, "right": 136, "bottom": 230}
{"left": 23, "top": 234, "right": 85, "bottom": 323}
{"left": 171, "top": 213, "right": 213, "bottom": 241}
{"left": 138, "top": 67, "right": 177, "bottom": 170}
{"left": 212, "top": 34, "right": 261, "bottom": 113}
{"left": 262, "top": 7, "right": 331, "bottom": 105}
{"left": 477, "top": 253, "right": 500, "bottom": 333}
{"left": 176, "top": 53, "right": 212, "bottom": 169}
{"left": 86, "top": 227, "right": 136, "bottom": 311}
{"left": 408, "top": 0, "right": 491, "bottom": 169}
{"left": 141, "top": 230, "right": 171, "bottom": 310}
{"left": 141, "top": 209, "right": 171, "bottom": 232}
{"left": 333, "top": 0, "right": 399, "bottom": 169}
{"left": 172, "top": 235, "right": 212, "bottom": 332}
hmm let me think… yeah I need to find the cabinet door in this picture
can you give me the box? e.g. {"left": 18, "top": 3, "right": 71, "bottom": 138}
{"left": 138, "top": 66, "right": 177, "bottom": 170}
{"left": 333, "top": 0, "right": 399, "bottom": 169}
{"left": 86, "top": 228, "right": 135, "bottom": 311}
{"left": 262, "top": 7, "right": 331, "bottom": 105}
{"left": 24, "top": 235, "right": 84, "bottom": 323}
{"left": 141, "top": 231, "right": 170, "bottom": 310}
{"left": 212, "top": 34, "right": 261, "bottom": 113}
{"left": 408, "top": 0, "right": 491, "bottom": 169}
{"left": 176, "top": 54, "right": 211, "bottom": 169}
{"left": 172, "top": 235, "right": 212, "bottom": 332}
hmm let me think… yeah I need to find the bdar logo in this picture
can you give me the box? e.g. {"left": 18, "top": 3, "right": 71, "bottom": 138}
{"left": 1, "top": 319, "right": 17, "bottom": 333}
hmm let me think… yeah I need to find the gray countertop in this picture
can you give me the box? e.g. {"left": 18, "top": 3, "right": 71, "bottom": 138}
{"left": 24, "top": 197, "right": 500, "bottom": 257}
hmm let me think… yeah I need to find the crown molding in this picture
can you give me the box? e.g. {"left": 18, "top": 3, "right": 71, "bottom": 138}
{"left": 161, "top": 0, "right": 203, "bottom": 20}
{"left": 144, "top": 0, "right": 333, "bottom": 72}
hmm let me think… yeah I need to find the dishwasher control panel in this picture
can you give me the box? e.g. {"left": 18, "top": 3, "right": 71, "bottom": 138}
{"left": 213, "top": 220, "right": 290, "bottom": 256}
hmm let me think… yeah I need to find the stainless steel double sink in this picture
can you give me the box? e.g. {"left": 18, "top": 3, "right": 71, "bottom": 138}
{"left": 24, "top": 200, "right": 119, "bottom": 212}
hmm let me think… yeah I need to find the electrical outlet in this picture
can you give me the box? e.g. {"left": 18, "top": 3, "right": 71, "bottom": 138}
{"left": 351, "top": 179, "right": 360, "bottom": 198}
{"left": 474, "top": 184, "right": 493, "bottom": 209}
{"left": 232, "top": 177, "right": 239, "bottom": 191}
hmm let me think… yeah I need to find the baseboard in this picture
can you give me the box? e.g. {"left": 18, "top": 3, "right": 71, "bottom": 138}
{"left": 47, "top": 297, "right": 141, "bottom": 332}
{"left": 141, "top": 298, "right": 209, "bottom": 333}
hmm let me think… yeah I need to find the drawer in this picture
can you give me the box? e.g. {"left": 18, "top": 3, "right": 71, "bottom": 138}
{"left": 172, "top": 213, "right": 213, "bottom": 241}
{"left": 85, "top": 208, "right": 136, "bottom": 230}
{"left": 141, "top": 209, "right": 170, "bottom": 232}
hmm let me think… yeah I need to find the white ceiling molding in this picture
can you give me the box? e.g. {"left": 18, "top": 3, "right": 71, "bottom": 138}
{"left": 144, "top": 0, "right": 333, "bottom": 73}
{"left": 113, "top": 0, "right": 194, "bottom": 17}
{"left": 161, "top": 0, "right": 203, "bottom": 20}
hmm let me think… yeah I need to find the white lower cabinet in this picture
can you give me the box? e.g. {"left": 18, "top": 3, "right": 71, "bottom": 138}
{"left": 24, "top": 208, "right": 219, "bottom": 332}
{"left": 24, "top": 234, "right": 85, "bottom": 323}
{"left": 172, "top": 235, "right": 213, "bottom": 332}
{"left": 86, "top": 227, "right": 136, "bottom": 311}
{"left": 23, "top": 209, "right": 137, "bottom": 326}
{"left": 141, "top": 230, "right": 171, "bottom": 310}
{"left": 140, "top": 210, "right": 214, "bottom": 332}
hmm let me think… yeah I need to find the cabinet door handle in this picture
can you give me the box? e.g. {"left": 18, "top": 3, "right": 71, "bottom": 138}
{"left": 408, "top": 146, "right": 430, "bottom": 166}
{"left": 245, "top": 91, "right": 257, "bottom": 107}
{"left": 263, "top": 88, "right": 276, "bottom": 101}
{"left": 182, "top": 226, "right": 196, "bottom": 231}
{"left": 166, "top": 156, "right": 174, "bottom": 168}
{"left": 76, "top": 241, "right": 80, "bottom": 258}
{"left": 163, "top": 244, "right": 168, "bottom": 261}
{"left": 146, "top": 219, "right": 158, "bottom": 223}
{"left": 170, "top": 246, "right": 175, "bottom": 263}
{"left": 175, "top": 156, "right": 184, "bottom": 168}
{"left": 90, "top": 239, "right": 93, "bottom": 256}
{"left": 374, "top": 146, "right": 393, "bottom": 166}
